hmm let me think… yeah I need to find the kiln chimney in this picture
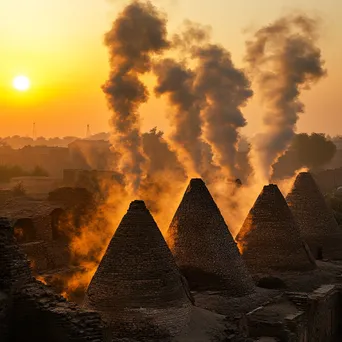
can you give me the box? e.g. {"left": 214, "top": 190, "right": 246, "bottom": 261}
{"left": 167, "top": 178, "right": 254, "bottom": 296}
{"left": 286, "top": 172, "right": 342, "bottom": 260}
{"left": 84, "top": 200, "right": 191, "bottom": 338}
{"left": 236, "top": 184, "right": 316, "bottom": 273}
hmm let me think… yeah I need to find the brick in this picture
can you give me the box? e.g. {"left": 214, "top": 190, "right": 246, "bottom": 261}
{"left": 236, "top": 184, "right": 316, "bottom": 273}
{"left": 286, "top": 172, "right": 342, "bottom": 260}
{"left": 167, "top": 178, "right": 255, "bottom": 296}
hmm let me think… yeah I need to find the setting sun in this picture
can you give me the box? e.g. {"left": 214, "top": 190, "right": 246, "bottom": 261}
{"left": 13, "top": 75, "right": 30, "bottom": 91}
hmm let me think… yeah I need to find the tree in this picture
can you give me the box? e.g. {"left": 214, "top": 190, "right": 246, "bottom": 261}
{"left": 11, "top": 182, "right": 26, "bottom": 196}
{"left": 292, "top": 133, "right": 336, "bottom": 170}
{"left": 272, "top": 133, "right": 337, "bottom": 180}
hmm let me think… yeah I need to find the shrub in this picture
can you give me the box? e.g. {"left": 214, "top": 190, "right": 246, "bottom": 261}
{"left": 11, "top": 182, "right": 26, "bottom": 196}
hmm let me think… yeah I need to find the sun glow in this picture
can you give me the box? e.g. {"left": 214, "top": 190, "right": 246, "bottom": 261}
{"left": 13, "top": 75, "right": 31, "bottom": 91}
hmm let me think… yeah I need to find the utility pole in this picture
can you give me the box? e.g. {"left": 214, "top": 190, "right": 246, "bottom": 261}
{"left": 86, "top": 124, "right": 91, "bottom": 139}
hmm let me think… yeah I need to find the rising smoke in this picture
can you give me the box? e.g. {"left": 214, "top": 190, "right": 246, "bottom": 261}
{"left": 153, "top": 59, "right": 206, "bottom": 176}
{"left": 245, "top": 14, "right": 326, "bottom": 182}
{"left": 102, "top": 0, "right": 169, "bottom": 193}
{"left": 194, "top": 44, "right": 253, "bottom": 180}
{"left": 153, "top": 21, "right": 214, "bottom": 178}
{"left": 154, "top": 20, "right": 253, "bottom": 182}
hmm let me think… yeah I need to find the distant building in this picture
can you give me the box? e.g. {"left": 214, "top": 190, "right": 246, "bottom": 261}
{"left": 68, "top": 140, "right": 116, "bottom": 170}
{"left": 63, "top": 169, "right": 123, "bottom": 193}
{"left": 0, "top": 145, "right": 70, "bottom": 178}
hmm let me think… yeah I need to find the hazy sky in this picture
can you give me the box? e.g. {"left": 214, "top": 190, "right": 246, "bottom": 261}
{"left": 0, "top": 0, "right": 341, "bottom": 138}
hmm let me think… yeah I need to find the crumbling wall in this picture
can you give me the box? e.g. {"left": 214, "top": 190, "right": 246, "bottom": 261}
{"left": 286, "top": 285, "right": 341, "bottom": 342}
{"left": 246, "top": 297, "right": 307, "bottom": 341}
{"left": 10, "top": 281, "right": 109, "bottom": 342}
{"left": 20, "top": 241, "right": 52, "bottom": 271}
{"left": 0, "top": 292, "right": 10, "bottom": 341}
{"left": 0, "top": 218, "right": 33, "bottom": 291}
{"left": 13, "top": 215, "right": 57, "bottom": 273}
{"left": 0, "top": 216, "right": 109, "bottom": 342}
{"left": 306, "top": 285, "right": 340, "bottom": 342}
{"left": 33, "top": 215, "right": 53, "bottom": 241}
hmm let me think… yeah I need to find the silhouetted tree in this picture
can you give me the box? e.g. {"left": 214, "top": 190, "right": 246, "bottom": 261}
{"left": 292, "top": 133, "right": 336, "bottom": 169}
{"left": 272, "top": 133, "right": 337, "bottom": 180}
{"left": 11, "top": 182, "right": 26, "bottom": 196}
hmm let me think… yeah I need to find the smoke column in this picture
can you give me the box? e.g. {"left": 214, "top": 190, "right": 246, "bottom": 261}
{"left": 153, "top": 59, "right": 206, "bottom": 176}
{"left": 245, "top": 15, "right": 326, "bottom": 182}
{"left": 154, "top": 21, "right": 252, "bottom": 181}
{"left": 102, "top": 0, "right": 169, "bottom": 193}
{"left": 194, "top": 44, "right": 253, "bottom": 180}
{"left": 153, "top": 21, "right": 213, "bottom": 177}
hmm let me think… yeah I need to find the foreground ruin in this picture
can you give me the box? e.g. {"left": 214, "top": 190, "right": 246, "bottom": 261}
{"left": 2, "top": 176, "right": 342, "bottom": 341}
{"left": 0, "top": 217, "right": 108, "bottom": 342}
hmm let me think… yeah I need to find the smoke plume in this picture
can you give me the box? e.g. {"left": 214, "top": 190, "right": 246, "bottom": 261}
{"left": 152, "top": 21, "right": 214, "bottom": 178}
{"left": 245, "top": 14, "right": 326, "bottom": 182}
{"left": 194, "top": 44, "right": 253, "bottom": 180}
{"left": 153, "top": 59, "right": 207, "bottom": 176}
{"left": 102, "top": 0, "right": 169, "bottom": 193}
{"left": 154, "top": 20, "right": 252, "bottom": 181}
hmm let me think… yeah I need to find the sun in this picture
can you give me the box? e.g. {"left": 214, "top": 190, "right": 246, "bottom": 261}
{"left": 13, "top": 75, "right": 31, "bottom": 91}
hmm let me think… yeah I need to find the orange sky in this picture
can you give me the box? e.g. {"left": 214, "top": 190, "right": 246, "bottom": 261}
{"left": 0, "top": 0, "right": 341, "bottom": 138}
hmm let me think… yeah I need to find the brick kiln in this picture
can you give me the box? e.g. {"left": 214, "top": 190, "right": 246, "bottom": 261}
{"left": 0, "top": 217, "right": 109, "bottom": 342}
{"left": 167, "top": 178, "right": 255, "bottom": 295}
{"left": 83, "top": 200, "right": 192, "bottom": 339}
{"left": 236, "top": 184, "right": 316, "bottom": 273}
{"left": 286, "top": 171, "right": 342, "bottom": 260}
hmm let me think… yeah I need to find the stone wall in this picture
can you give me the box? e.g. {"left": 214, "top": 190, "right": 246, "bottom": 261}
{"left": 12, "top": 207, "right": 74, "bottom": 274}
{"left": 10, "top": 281, "right": 109, "bottom": 342}
{"left": 15, "top": 214, "right": 70, "bottom": 273}
{"left": 246, "top": 298, "right": 307, "bottom": 341}
{"left": 33, "top": 215, "right": 53, "bottom": 241}
{"left": 246, "top": 284, "right": 342, "bottom": 342}
{"left": 0, "top": 217, "right": 109, "bottom": 342}
{"left": 286, "top": 285, "right": 341, "bottom": 342}
{"left": 306, "top": 285, "right": 340, "bottom": 342}
{"left": 0, "top": 292, "right": 10, "bottom": 341}
{"left": 20, "top": 241, "right": 51, "bottom": 271}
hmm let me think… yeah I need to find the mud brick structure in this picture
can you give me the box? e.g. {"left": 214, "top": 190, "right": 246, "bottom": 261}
{"left": 236, "top": 184, "right": 316, "bottom": 273}
{"left": 0, "top": 216, "right": 109, "bottom": 342}
{"left": 0, "top": 188, "right": 95, "bottom": 275}
{"left": 47, "top": 186, "right": 95, "bottom": 213}
{"left": 246, "top": 284, "right": 342, "bottom": 341}
{"left": 0, "top": 197, "right": 70, "bottom": 272}
{"left": 84, "top": 200, "right": 192, "bottom": 339}
{"left": 285, "top": 285, "right": 341, "bottom": 342}
{"left": 286, "top": 172, "right": 342, "bottom": 260}
{"left": 246, "top": 297, "right": 307, "bottom": 341}
{"left": 167, "top": 178, "right": 255, "bottom": 295}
